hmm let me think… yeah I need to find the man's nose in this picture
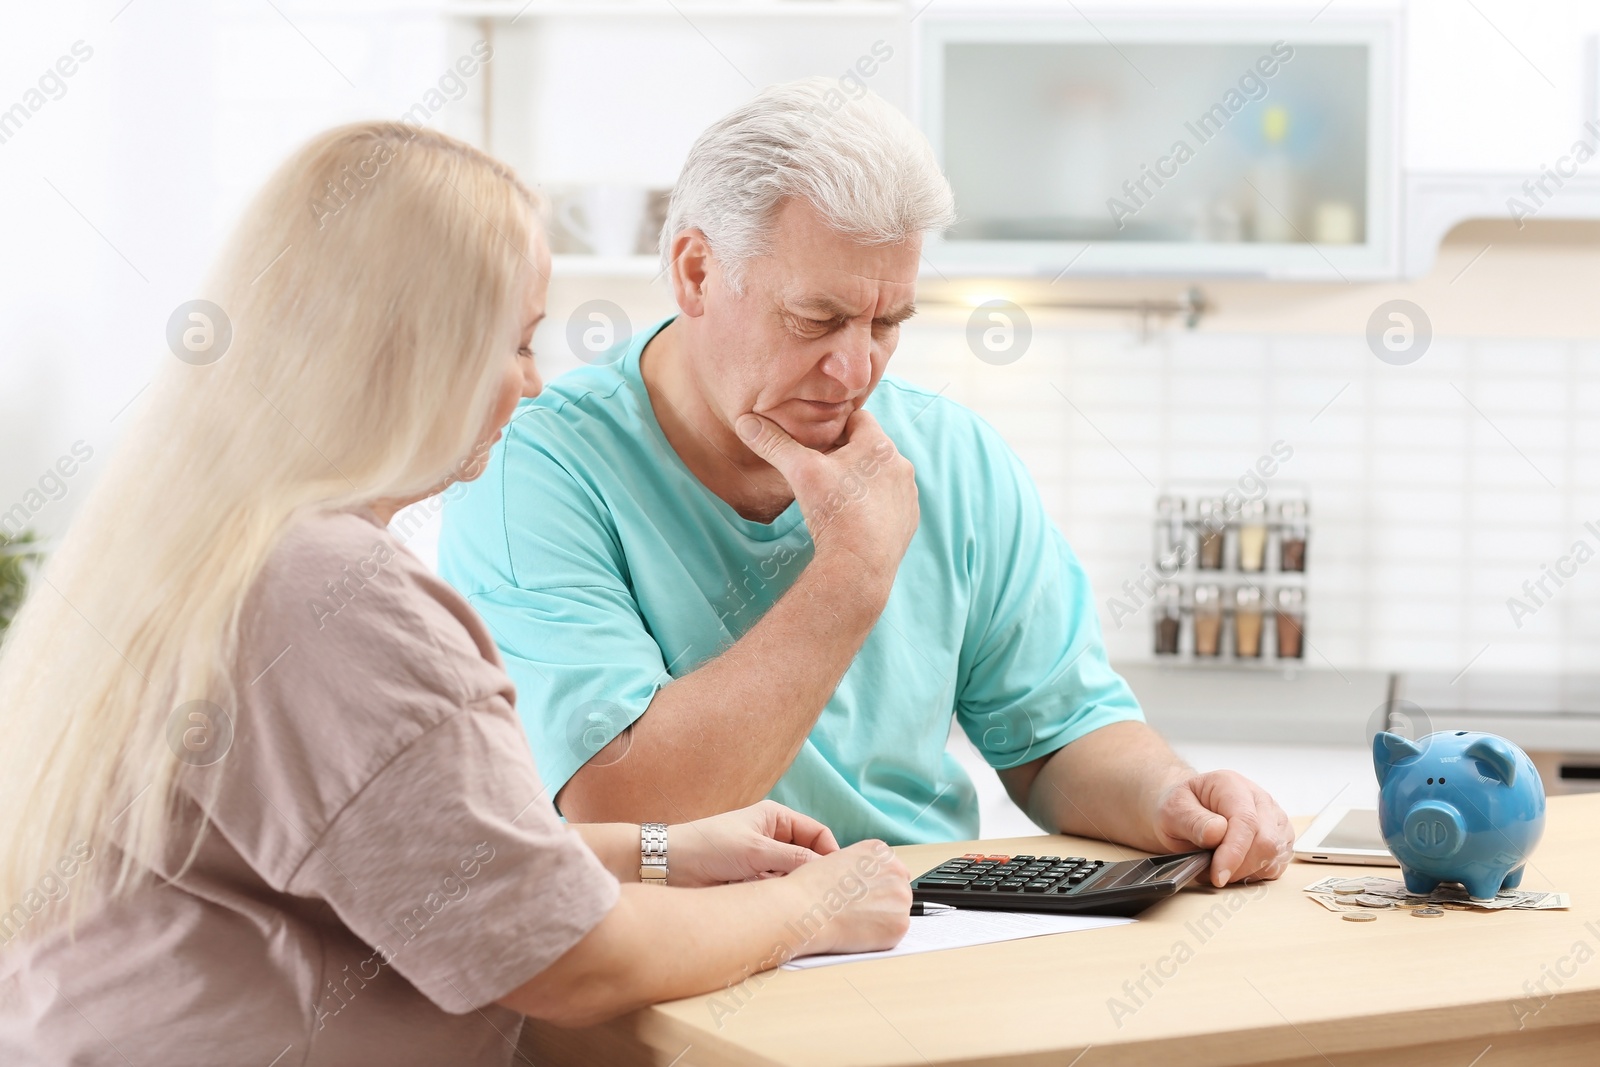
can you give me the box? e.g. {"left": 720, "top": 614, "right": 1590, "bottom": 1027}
{"left": 820, "top": 329, "right": 872, "bottom": 392}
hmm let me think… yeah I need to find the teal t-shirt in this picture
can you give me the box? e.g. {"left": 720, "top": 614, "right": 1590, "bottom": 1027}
{"left": 438, "top": 317, "right": 1143, "bottom": 845}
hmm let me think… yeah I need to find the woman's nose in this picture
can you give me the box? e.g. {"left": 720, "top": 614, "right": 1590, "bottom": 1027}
{"left": 523, "top": 363, "right": 544, "bottom": 399}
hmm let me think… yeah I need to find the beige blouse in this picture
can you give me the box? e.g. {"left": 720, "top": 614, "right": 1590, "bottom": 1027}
{"left": 0, "top": 509, "right": 620, "bottom": 1065}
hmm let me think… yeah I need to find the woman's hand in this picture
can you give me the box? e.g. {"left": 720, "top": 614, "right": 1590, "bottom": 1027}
{"left": 502, "top": 835, "right": 912, "bottom": 1026}
{"left": 783, "top": 839, "right": 912, "bottom": 958}
{"left": 669, "top": 799, "right": 840, "bottom": 887}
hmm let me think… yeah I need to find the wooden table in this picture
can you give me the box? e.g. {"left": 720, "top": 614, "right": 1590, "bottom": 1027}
{"left": 524, "top": 793, "right": 1600, "bottom": 1066}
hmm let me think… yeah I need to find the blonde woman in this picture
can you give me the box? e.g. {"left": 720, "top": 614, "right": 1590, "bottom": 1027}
{"left": 0, "top": 123, "right": 910, "bottom": 1064}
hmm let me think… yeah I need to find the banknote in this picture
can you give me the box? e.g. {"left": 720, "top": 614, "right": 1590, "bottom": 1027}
{"left": 1302, "top": 875, "right": 1569, "bottom": 911}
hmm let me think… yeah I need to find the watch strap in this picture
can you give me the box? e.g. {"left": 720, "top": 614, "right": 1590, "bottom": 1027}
{"left": 640, "top": 822, "right": 668, "bottom": 885}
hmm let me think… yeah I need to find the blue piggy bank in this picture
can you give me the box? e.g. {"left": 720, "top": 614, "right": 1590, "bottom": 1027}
{"left": 1373, "top": 730, "right": 1545, "bottom": 901}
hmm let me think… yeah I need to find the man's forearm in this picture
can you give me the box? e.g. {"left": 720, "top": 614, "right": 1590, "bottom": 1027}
{"left": 557, "top": 550, "right": 888, "bottom": 823}
{"left": 1020, "top": 721, "right": 1193, "bottom": 851}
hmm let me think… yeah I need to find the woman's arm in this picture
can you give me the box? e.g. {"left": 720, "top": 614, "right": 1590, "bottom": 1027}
{"left": 496, "top": 839, "right": 909, "bottom": 1028}
{"left": 569, "top": 800, "right": 843, "bottom": 888}
{"left": 568, "top": 823, "right": 640, "bottom": 882}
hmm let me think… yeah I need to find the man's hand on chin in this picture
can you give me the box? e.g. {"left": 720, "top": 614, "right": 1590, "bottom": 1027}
{"left": 1149, "top": 770, "right": 1295, "bottom": 887}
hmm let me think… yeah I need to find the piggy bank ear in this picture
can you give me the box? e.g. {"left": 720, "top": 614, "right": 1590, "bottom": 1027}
{"left": 1373, "top": 731, "right": 1423, "bottom": 786}
{"left": 1466, "top": 735, "right": 1518, "bottom": 786}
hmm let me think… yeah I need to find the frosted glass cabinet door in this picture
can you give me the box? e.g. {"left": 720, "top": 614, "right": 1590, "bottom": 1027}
{"left": 917, "top": 14, "right": 1399, "bottom": 280}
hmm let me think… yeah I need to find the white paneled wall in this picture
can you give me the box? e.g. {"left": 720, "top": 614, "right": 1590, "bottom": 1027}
{"left": 8, "top": 4, "right": 1600, "bottom": 689}
{"left": 881, "top": 315, "right": 1600, "bottom": 676}
{"left": 518, "top": 269, "right": 1600, "bottom": 681}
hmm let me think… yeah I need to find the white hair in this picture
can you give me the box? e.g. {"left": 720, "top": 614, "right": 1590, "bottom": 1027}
{"left": 660, "top": 77, "right": 956, "bottom": 289}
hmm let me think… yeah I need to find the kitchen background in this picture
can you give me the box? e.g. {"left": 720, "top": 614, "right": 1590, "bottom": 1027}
{"left": 5, "top": 0, "right": 1600, "bottom": 832}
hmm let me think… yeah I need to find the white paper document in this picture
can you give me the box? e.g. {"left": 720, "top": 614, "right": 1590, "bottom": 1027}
{"left": 781, "top": 909, "right": 1134, "bottom": 969}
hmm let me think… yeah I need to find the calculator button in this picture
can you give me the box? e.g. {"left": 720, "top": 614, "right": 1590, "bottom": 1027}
{"left": 1010, "top": 855, "right": 1036, "bottom": 863}
{"left": 1000, "top": 880, "right": 1026, "bottom": 889}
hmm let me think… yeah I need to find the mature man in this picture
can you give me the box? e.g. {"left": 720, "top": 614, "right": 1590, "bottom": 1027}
{"left": 440, "top": 79, "right": 1293, "bottom": 886}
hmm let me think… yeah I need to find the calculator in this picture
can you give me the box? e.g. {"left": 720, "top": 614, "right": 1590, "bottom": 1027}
{"left": 910, "top": 849, "right": 1213, "bottom": 917}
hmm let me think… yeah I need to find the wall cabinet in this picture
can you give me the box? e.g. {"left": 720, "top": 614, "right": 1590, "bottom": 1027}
{"left": 916, "top": 10, "right": 1401, "bottom": 280}
{"left": 442, "top": 0, "right": 1600, "bottom": 280}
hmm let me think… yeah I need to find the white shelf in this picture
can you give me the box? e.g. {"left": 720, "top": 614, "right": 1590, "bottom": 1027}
{"left": 1403, "top": 171, "right": 1600, "bottom": 277}
{"left": 444, "top": 1, "right": 905, "bottom": 17}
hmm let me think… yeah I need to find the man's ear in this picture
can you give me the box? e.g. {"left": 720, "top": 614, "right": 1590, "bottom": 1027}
{"left": 669, "top": 229, "right": 712, "bottom": 317}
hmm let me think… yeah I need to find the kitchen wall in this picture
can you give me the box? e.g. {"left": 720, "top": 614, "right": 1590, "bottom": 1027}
{"left": 525, "top": 220, "right": 1600, "bottom": 678}
{"left": 7, "top": 1, "right": 1600, "bottom": 682}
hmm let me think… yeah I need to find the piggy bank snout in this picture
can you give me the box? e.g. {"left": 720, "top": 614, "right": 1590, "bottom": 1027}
{"left": 1402, "top": 799, "right": 1466, "bottom": 860}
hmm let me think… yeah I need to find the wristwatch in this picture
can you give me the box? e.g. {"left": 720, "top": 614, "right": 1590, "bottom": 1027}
{"left": 640, "top": 823, "right": 668, "bottom": 886}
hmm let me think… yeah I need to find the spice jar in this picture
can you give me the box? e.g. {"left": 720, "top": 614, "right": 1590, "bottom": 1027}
{"left": 1279, "top": 500, "right": 1308, "bottom": 572}
{"left": 1196, "top": 499, "right": 1226, "bottom": 571}
{"left": 1275, "top": 587, "right": 1306, "bottom": 659}
{"left": 1193, "top": 584, "right": 1223, "bottom": 657}
{"left": 1156, "top": 495, "right": 1187, "bottom": 575}
{"left": 1233, "top": 586, "right": 1264, "bottom": 658}
{"left": 1153, "top": 584, "right": 1182, "bottom": 655}
{"left": 1237, "top": 499, "right": 1268, "bottom": 573}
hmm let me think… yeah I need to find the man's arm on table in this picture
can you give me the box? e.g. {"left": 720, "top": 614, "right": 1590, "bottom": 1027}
{"left": 996, "top": 720, "right": 1296, "bottom": 886}
{"left": 558, "top": 409, "right": 917, "bottom": 824}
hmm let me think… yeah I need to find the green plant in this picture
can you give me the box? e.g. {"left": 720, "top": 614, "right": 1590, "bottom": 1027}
{"left": 0, "top": 529, "right": 43, "bottom": 645}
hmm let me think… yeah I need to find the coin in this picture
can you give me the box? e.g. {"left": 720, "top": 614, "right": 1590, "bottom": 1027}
{"left": 1356, "top": 894, "right": 1396, "bottom": 908}
{"left": 1412, "top": 907, "right": 1445, "bottom": 918}
{"left": 1333, "top": 886, "right": 1363, "bottom": 896}
{"left": 1342, "top": 912, "right": 1377, "bottom": 922}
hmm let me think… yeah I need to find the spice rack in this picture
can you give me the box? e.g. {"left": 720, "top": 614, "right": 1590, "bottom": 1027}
{"left": 1148, "top": 488, "right": 1309, "bottom": 666}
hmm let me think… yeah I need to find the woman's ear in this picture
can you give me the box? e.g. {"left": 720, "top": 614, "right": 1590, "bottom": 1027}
{"left": 670, "top": 230, "right": 712, "bottom": 317}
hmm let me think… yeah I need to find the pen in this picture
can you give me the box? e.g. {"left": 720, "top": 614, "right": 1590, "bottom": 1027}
{"left": 910, "top": 901, "right": 957, "bottom": 916}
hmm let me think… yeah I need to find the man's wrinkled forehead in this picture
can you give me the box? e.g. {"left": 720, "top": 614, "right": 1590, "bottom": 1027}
{"left": 773, "top": 257, "right": 919, "bottom": 322}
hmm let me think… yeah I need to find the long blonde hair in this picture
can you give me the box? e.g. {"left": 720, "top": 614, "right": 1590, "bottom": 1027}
{"left": 0, "top": 122, "right": 538, "bottom": 929}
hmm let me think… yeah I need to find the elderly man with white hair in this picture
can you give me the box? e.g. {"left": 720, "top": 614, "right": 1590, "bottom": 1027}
{"left": 440, "top": 79, "right": 1294, "bottom": 887}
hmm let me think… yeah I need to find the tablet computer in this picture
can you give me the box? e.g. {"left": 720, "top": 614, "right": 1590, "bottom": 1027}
{"left": 1294, "top": 799, "right": 1397, "bottom": 866}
